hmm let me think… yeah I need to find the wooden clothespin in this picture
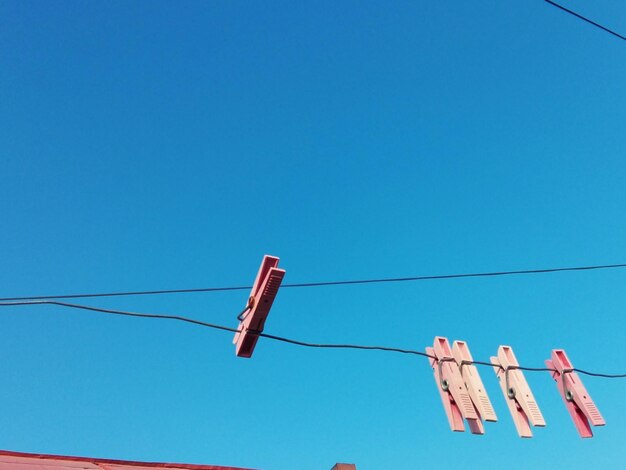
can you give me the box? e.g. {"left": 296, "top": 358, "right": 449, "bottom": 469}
{"left": 491, "top": 346, "right": 546, "bottom": 437}
{"left": 427, "top": 337, "right": 481, "bottom": 434}
{"left": 452, "top": 340, "right": 498, "bottom": 425}
{"left": 233, "top": 255, "right": 285, "bottom": 358}
{"left": 545, "top": 349, "right": 605, "bottom": 438}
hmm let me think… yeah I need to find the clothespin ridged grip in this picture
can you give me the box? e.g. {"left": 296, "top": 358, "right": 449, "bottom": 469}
{"left": 233, "top": 255, "right": 285, "bottom": 358}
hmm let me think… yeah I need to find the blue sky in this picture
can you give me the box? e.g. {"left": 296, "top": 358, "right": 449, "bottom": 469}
{"left": 1, "top": 1, "right": 625, "bottom": 469}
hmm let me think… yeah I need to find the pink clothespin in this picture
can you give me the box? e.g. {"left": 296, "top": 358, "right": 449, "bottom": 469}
{"left": 545, "top": 349, "right": 605, "bottom": 438}
{"left": 452, "top": 340, "right": 498, "bottom": 426}
{"left": 233, "top": 255, "right": 285, "bottom": 358}
{"left": 427, "top": 337, "right": 481, "bottom": 434}
{"left": 491, "top": 346, "right": 546, "bottom": 438}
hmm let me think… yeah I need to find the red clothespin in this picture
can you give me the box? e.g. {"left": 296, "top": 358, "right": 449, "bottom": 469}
{"left": 452, "top": 340, "right": 498, "bottom": 425}
{"left": 427, "top": 336, "right": 481, "bottom": 434}
{"left": 490, "top": 346, "right": 546, "bottom": 438}
{"left": 545, "top": 349, "right": 605, "bottom": 438}
{"left": 233, "top": 255, "right": 285, "bottom": 358}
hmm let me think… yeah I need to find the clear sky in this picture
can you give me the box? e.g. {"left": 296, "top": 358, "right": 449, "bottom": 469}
{"left": 1, "top": 1, "right": 625, "bottom": 469}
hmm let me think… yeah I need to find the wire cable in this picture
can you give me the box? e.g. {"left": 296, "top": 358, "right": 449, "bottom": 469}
{"left": 1, "top": 300, "right": 624, "bottom": 378}
{"left": 2, "top": 262, "right": 626, "bottom": 302}
{"left": 544, "top": 0, "right": 626, "bottom": 42}
{"left": 257, "top": 331, "right": 430, "bottom": 357}
{"left": 0, "top": 300, "right": 240, "bottom": 333}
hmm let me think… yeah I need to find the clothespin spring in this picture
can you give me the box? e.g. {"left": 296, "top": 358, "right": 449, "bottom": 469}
{"left": 459, "top": 359, "right": 472, "bottom": 375}
{"left": 504, "top": 365, "right": 519, "bottom": 399}
{"left": 437, "top": 357, "right": 456, "bottom": 391}
{"left": 560, "top": 368, "right": 574, "bottom": 402}
{"left": 236, "top": 297, "right": 255, "bottom": 322}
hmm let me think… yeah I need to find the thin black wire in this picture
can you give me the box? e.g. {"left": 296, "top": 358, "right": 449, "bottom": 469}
{"left": 0, "top": 286, "right": 252, "bottom": 302}
{"left": 2, "top": 262, "right": 626, "bottom": 302}
{"left": 0, "top": 300, "right": 240, "bottom": 333}
{"left": 258, "top": 332, "right": 429, "bottom": 357}
{"left": 1, "top": 300, "right": 624, "bottom": 378}
{"left": 573, "top": 368, "right": 626, "bottom": 379}
{"left": 544, "top": 0, "right": 626, "bottom": 42}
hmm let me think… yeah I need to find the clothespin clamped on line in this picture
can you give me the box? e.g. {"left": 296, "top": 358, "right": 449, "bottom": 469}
{"left": 491, "top": 346, "right": 546, "bottom": 438}
{"left": 427, "top": 336, "right": 495, "bottom": 434}
{"left": 452, "top": 340, "right": 498, "bottom": 425}
{"left": 545, "top": 349, "right": 605, "bottom": 438}
{"left": 233, "top": 255, "right": 285, "bottom": 358}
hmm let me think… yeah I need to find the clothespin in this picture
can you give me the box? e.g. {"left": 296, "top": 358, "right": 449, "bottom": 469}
{"left": 490, "top": 346, "right": 546, "bottom": 438}
{"left": 426, "top": 336, "right": 481, "bottom": 434}
{"left": 233, "top": 255, "right": 285, "bottom": 358}
{"left": 452, "top": 340, "right": 498, "bottom": 425}
{"left": 545, "top": 349, "right": 605, "bottom": 438}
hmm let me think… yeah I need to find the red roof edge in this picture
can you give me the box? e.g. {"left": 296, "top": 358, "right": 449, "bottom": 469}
{"left": 0, "top": 450, "right": 256, "bottom": 470}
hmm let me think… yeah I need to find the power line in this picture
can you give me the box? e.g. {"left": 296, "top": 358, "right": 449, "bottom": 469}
{"left": 1, "top": 300, "right": 624, "bottom": 379}
{"left": 2, "top": 261, "right": 626, "bottom": 302}
{"left": 544, "top": 0, "right": 626, "bottom": 42}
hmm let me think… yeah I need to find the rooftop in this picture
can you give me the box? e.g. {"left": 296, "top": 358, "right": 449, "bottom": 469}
{"left": 0, "top": 450, "right": 254, "bottom": 470}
